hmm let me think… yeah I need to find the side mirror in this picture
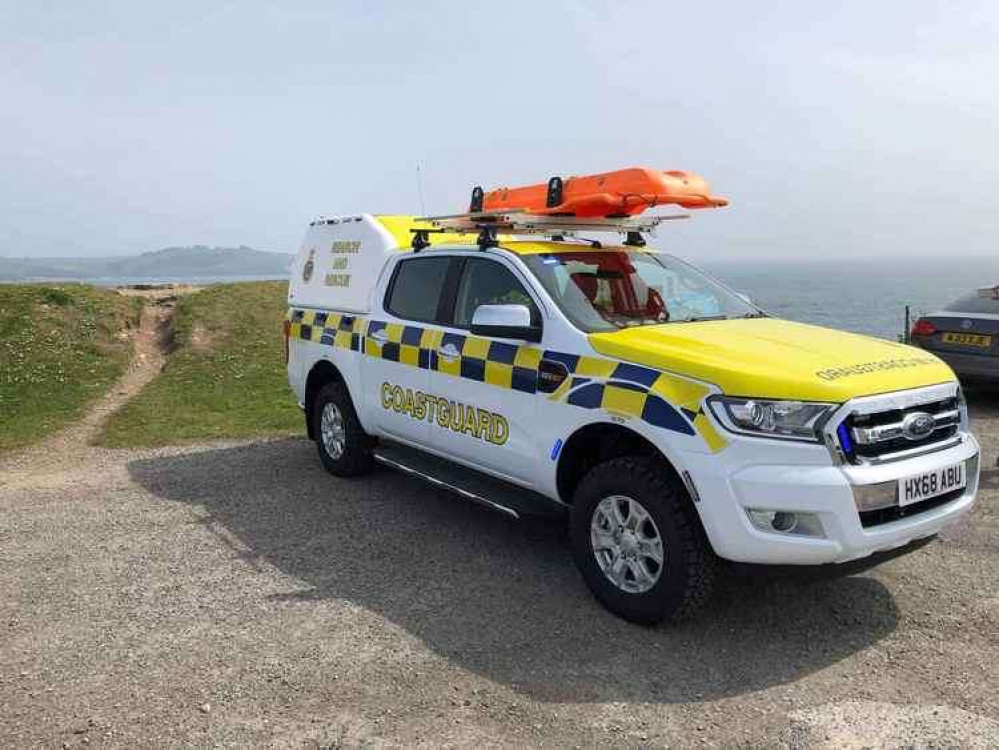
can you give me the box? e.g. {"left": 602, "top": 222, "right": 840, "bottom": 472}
{"left": 470, "top": 304, "right": 542, "bottom": 342}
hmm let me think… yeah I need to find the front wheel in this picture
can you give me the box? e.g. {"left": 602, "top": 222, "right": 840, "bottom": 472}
{"left": 311, "top": 382, "right": 374, "bottom": 477}
{"left": 569, "top": 456, "right": 715, "bottom": 624}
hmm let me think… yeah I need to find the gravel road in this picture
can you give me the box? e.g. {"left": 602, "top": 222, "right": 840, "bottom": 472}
{"left": 1, "top": 366, "right": 996, "bottom": 747}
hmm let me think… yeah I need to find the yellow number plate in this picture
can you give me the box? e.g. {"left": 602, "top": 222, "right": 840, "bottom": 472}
{"left": 942, "top": 332, "right": 992, "bottom": 348}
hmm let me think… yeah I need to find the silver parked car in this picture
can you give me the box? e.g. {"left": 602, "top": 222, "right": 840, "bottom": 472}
{"left": 911, "top": 286, "right": 999, "bottom": 385}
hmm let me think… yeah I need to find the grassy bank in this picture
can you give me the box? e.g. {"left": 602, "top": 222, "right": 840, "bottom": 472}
{"left": 102, "top": 281, "right": 300, "bottom": 447}
{"left": 0, "top": 284, "right": 141, "bottom": 450}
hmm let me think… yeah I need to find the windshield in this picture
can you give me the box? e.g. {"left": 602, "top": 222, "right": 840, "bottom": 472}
{"left": 521, "top": 248, "right": 760, "bottom": 332}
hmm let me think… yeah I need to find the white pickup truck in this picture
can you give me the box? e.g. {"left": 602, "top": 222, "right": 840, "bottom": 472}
{"left": 285, "top": 212, "right": 980, "bottom": 623}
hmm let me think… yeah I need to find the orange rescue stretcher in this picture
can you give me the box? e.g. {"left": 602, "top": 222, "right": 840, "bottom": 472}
{"left": 472, "top": 167, "right": 728, "bottom": 218}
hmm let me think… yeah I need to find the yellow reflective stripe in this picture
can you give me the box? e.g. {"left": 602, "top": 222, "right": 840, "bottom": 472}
{"left": 513, "top": 346, "right": 542, "bottom": 370}
{"left": 694, "top": 412, "right": 728, "bottom": 453}
{"left": 419, "top": 328, "right": 443, "bottom": 349}
{"left": 601, "top": 384, "right": 645, "bottom": 417}
{"left": 462, "top": 337, "right": 490, "bottom": 360}
{"left": 575, "top": 356, "right": 617, "bottom": 379}
{"left": 438, "top": 356, "right": 461, "bottom": 377}
{"left": 650, "top": 372, "right": 710, "bottom": 411}
{"left": 334, "top": 330, "right": 353, "bottom": 349}
{"left": 485, "top": 361, "right": 513, "bottom": 389}
{"left": 384, "top": 323, "right": 404, "bottom": 343}
{"left": 399, "top": 344, "right": 420, "bottom": 367}
{"left": 547, "top": 377, "right": 573, "bottom": 402}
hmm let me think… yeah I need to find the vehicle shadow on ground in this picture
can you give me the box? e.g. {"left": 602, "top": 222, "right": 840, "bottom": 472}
{"left": 129, "top": 439, "right": 899, "bottom": 704}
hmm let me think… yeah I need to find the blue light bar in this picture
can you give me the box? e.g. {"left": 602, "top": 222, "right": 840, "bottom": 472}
{"left": 837, "top": 423, "right": 854, "bottom": 455}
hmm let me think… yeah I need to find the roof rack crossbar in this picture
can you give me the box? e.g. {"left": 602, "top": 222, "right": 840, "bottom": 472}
{"left": 409, "top": 227, "right": 448, "bottom": 251}
{"left": 477, "top": 227, "right": 499, "bottom": 250}
{"left": 414, "top": 211, "right": 688, "bottom": 239}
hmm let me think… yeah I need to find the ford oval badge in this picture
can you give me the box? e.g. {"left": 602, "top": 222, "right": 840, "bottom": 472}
{"left": 902, "top": 412, "right": 935, "bottom": 441}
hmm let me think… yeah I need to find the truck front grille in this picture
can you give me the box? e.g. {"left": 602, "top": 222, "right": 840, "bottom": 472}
{"left": 841, "top": 396, "right": 960, "bottom": 463}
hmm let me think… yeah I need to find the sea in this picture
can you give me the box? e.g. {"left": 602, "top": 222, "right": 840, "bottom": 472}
{"left": 11, "top": 258, "right": 998, "bottom": 342}
{"left": 702, "top": 257, "right": 999, "bottom": 341}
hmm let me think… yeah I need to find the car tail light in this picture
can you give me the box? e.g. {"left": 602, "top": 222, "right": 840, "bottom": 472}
{"left": 911, "top": 319, "right": 937, "bottom": 337}
{"left": 282, "top": 319, "right": 291, "bottom": 363}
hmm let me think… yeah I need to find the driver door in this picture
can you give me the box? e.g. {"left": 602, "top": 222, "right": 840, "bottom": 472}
{"left": 427, "top": 256, "right": 545, "bottom": 486}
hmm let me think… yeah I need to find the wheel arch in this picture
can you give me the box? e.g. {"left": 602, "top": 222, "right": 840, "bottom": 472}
{"left": 555, "top": 421, "right": 690, "bottom": 506}
{"left": 304, "top": 359, "right": 345, "bottom": 440}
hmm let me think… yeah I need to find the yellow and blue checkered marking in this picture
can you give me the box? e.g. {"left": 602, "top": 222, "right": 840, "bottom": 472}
{"left": 289, "top": 308, "right": 363, "bottom": 352}
{"left": 288, "top": 308, "right": 728, "bottom": 452}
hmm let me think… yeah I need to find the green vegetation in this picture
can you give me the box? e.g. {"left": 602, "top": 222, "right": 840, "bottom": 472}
{"left": 102, "top": 281, "right": 300, "bottom": 447}
{"left": 0, "top": 284, "right": 141, "bottom": 450}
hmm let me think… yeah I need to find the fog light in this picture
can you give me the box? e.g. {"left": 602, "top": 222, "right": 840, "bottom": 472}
{"left": 853, "top": 481, "right": 897, "bottom": 512}
{"left": 746, "top": 509, "right": 824, "bottom": 538}
{"left": 771, "top": 511, "right": 798, "bottom": 533}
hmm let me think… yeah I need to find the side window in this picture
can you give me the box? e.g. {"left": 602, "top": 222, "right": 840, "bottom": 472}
{"left": 385, "top": 257, "right": 452, "bottom": 323}
{"left": 454, "top": 258, "right": 539, "bottom": 328}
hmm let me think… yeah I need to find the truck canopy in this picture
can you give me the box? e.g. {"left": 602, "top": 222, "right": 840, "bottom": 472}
{"left": 289, "top": 214, "right": 473, "bottom": 313}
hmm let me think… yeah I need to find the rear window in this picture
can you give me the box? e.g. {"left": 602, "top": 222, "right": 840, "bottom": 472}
{"left": 944, "top": 292, "right": 999, "bottom": 315}
{"left": 385, "top": 257, "right": 452, "bottom": 323}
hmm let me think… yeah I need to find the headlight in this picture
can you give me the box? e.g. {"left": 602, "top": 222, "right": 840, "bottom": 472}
{"left": 707, "top": 396, "right": 835, "bottom": 442}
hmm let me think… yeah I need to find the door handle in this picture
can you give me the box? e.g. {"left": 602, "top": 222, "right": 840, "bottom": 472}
{"left": 438, "top": 343, "right": 461, "bottom": 361}
{"left": 371, "top": 329, "right": 388, "bottom": 343}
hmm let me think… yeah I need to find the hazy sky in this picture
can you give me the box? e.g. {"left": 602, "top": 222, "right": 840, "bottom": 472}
{"left": 2, "top": 1, "right": 996, "bottom": 258}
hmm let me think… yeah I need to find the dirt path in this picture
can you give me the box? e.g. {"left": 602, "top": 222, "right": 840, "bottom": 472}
{"left": 0, "top": 319, "right": 997, "bottom": 747}
{"left": 61, "top": 295, "right": 173, "bottom": 445}
{"left": 0, "top": 288, "right": 180, "bottom": 486}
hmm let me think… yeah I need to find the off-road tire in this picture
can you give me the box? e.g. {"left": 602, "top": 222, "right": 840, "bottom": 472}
{"left": 569, "top": 456, "right": 715, "bottom": 624}
{"left": 312, "top": 382, "right": 374, "bottom": 477}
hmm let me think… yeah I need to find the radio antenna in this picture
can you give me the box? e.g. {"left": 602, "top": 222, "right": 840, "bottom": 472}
{"left": 415, "top": 162, "right": 427, "bottom": 215}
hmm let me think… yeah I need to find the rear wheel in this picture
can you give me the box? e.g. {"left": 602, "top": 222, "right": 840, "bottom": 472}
{"left": 569, "top": 456, "right": 715, "bottom": 623}
{"left": 311, "top": 382, "right": 374, "bottom": 477}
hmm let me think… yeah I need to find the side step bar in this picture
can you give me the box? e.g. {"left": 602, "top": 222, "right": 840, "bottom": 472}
{"left": 371, "top": 442, "right": 567, "bottom": 521}
{"left": 373, "top": 451, "right": 521, "bottom": 519}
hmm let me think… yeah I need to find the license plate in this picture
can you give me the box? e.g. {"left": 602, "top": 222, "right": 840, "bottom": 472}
{"left": 942, "top": 332, "right": 992, "bottom": 348}
{"left": 898, "top": 462, "right": 966, "bottom": 506}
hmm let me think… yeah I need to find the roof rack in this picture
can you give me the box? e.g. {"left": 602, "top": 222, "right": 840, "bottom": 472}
{"left": 411, "top": 210, "right": 689, "bottom": 250}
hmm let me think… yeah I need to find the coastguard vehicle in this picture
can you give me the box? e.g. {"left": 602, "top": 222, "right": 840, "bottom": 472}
{"left": 285, "top": 167, "right": 981, "bottom": 623}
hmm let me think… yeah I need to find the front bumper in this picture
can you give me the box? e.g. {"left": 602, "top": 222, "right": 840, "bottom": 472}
{"left": 685, "top": 431, "right": 980, "bottom": 566}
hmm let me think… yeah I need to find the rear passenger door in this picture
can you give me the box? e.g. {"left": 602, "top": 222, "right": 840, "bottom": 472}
{"left": 426, "top": 256, "right": 544, "bottom": 486}
{"left": 365, "top": 255, "right": 455, "bottom": 447}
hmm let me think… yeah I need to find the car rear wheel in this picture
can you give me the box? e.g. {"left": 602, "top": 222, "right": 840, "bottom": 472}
{"left": 312, "top": 382, "right": 374, "bottom": 477}
{"left": 569, "top": 456, "right": 715, "bottom": 623}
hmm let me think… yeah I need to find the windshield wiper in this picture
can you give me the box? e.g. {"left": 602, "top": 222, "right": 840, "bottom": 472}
{"left": 742, "top": 311, "right": 768, "bottom": 318}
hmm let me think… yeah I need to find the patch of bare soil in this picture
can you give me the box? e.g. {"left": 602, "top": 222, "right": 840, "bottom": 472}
{"left": 189, "top": 323, "right": 215, "bottom": 353}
